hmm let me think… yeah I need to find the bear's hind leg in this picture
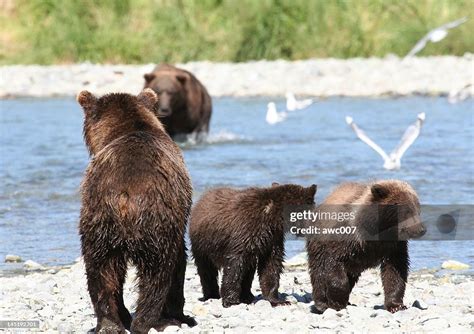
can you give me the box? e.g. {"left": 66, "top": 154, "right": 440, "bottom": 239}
{"left": 162, "top": 243, "right": 197, "bottom": 327}
{"left": 194, "top": 252, "right": 220, "bottom": 301}
{"left": 83, "top": 248, "right": 128, "bottom": 333}
{"left": 130, "top": 253, "right": 174, "bottom": 333}
{"left": 325, "top": 263, "right": 351, "bottom": 311}
{"left": 221, "top": 257, "right": 245, "bottom": 308}
{"left": 257, "top": 249, "right": 289, "bottom": 307}
{"left": 240, "top": 262, "right": 256, "bottom": 304}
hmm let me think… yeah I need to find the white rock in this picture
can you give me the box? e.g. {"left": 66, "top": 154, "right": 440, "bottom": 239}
{"left": 441, "top": 260, "right": 470, "bottom": 270}
{"left": 285, "top": 252, "right": 308, "bottom": 267}
{"left": 5, "top": 254, "right": 22, "bottom": 262}
{"left": 421, "top": 317, "right": 450, "bottom": 329}
{"left": 163, "top": 326, "right": 181, "bottom": 332}
{"left": 191, "top": 304, "right": 208, "bottom": 316}
{"left": 253, "top": 300, "right": 272, "bottom": 310}
{"left": 412, "top": 299, "right": 428, "bottom": 310}
{"left": 322, "top": 308, "right": 339, "bottom": 319}
{"left": 24, "top": 260, "right": 43, "bottom": 270}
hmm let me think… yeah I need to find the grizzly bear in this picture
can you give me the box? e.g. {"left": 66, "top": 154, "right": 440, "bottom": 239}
{"left": 306, "top": 180, "right": 426, "bottom": 314}
{"left": 144, "top": 64, "right": 212, "bottom": 140}
{"left": 189, "top": 183, "right": 317, "bottom": 307}
{"left": 77, "top": 89, "right": 195, "bottom": 333}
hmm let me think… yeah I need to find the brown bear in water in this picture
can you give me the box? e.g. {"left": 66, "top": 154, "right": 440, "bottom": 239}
{"left": 189, "top": 183, "right": 317, "bottom": 307}
{"left": 306, "top": 180, "right": 426, "bottom": 314}
{"left": 144, "top": 64, "right": 212, "bottom": 140}
{"left": 77, "top": 89, "right": 195, "bottom": 333}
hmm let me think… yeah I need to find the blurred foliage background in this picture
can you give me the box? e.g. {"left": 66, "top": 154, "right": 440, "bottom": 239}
{"left": 0, "top": 0, "right": 472, "bottom": 64}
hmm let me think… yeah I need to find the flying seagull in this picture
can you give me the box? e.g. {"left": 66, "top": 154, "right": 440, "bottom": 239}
{"left": 345, "top": 113, "right": 426, "bottom": 170}
{"left": 266, "top": 102, "right": 287, "bottom": 125}
{"left": 286, "top": 92, "right": 313, "bottom": 111}
{"left": 405, "top": 17, "right": 468, "bottom": 58}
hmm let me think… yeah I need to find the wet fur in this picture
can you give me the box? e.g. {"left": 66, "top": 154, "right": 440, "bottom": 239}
{"left": 78, "top": 91, "right": 195, "bottom": 333}
{"left": 190, "top": 184, "right": 316, "bottom": 307}
{"left": 144, "top": 64, "right": 212, "bottom": 139}
{"left": 306, "top": 180, "right": 424, "bottom": 314}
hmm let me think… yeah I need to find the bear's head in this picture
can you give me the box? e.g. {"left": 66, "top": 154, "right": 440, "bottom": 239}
{"left": 271, "top": 182, "right": 317, "bottom": 206}
{"left": 144, "top": 68, "right": 188, "bottom": 117}
{"left": 77, "top": 89, "right": 164, "bottom": 156}
{"left": 370, "top": 180, "right": 426, "bottom": 240}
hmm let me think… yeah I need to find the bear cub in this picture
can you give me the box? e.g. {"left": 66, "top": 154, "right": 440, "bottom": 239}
{"left": 78, "top": 89, "right": 195, "bottom": 333}
{"left": 190, "top": 183, "right": 317, "bottom": 307}
{"left": 306, "top": 180, "right": 426, "bottom": 314}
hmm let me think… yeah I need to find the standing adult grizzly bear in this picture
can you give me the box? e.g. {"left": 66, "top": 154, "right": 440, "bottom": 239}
{"left": 77, "top": 89, "right": 195, "bottom": 333}
{"left": 144, "top": 64, "right": 212, "bottom": 140}
{"left": 306, "top": 180, "right": 426, "bottom": 314}
{"left": 189, "top": 183, "right": 317, "bottom": 307}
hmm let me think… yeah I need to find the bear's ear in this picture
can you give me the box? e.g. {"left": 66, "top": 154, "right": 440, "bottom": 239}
{"left": 137, "top": 88, "right": 159, "bottom": 110}
{"left": 308, "top": 184, "right": 317, "bottom": 197}
{"left": 144, "top": 73, "right": 156, "bottom": 83}
{"left": 271, "top": 182, "right": 280, "bottom": 187}
{"left": 176, "top": 73, "right": 187, "bottom": 85}
{"left": 371, "top": 184, "right": 389, "bottom": 200}
{"left": 76, "top": 90, "right": 97, "bottom": 112}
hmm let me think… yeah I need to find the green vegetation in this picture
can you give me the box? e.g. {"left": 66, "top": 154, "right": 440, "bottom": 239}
{"left": 1, "top": 0, "right": 472, "bottom": 64}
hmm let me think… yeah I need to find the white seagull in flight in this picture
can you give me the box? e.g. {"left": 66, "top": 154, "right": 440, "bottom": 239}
{"left": 345, "top": 113, "right": 426, "bottom": 170}
{"left": 405, "top": 17, "right": 468, "bottom": 58}
{"left": 266, "top": 102, "right": 287, "bottom": 125}
{"left": 286, "top": 92, "right": 313, "bottom": 111}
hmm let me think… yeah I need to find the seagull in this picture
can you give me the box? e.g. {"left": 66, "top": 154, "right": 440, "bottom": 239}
{"left": 266, "top": 102, "right": 287, "bottom": 125}
{"left": 286, "top": 92, "right": 313, "bottom": 111}
{"left": 405, "top": 17, "right": 468, "bottom": 58}
{"left": 345, "top": 113, "right": 426, "bottom": 170}
{"left": 448, "top": 83, "right": 472, "bottom": 104}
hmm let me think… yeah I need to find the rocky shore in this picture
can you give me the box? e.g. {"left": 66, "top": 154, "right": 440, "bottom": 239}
{"left": 1, "top": 55, "right": 472, "bottom": 98}
{"left": 0, "top": 255, "right": 472, "bottom": 333}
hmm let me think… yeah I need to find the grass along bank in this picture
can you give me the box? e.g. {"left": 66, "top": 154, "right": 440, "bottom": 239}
{"left": 0, "top": 0, "right": 473, "bottom": 65}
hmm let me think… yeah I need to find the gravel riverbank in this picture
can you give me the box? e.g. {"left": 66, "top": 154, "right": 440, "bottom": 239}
{"left": 1, "top": 56, "right": 472, "bottom": 98}
{"left": 0, "top": 255, "right": 472, "bottom": 333}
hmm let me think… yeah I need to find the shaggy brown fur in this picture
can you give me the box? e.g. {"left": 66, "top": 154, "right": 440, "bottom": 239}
{"left": 144, "top": 64, "right": 212, "bottom": 139}
{"left": 190, "top": 183, "right": 317, "bottom": 307}
{"left": 78, "top": 89, "right": 195, "bottom": 333}
{"left": 306, "top": 180, "right": 426, "bottom": 314}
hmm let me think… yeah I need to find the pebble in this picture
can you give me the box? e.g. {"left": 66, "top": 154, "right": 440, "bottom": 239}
{"left": 5, "top": 254, "right": 22, "bottom": 262}
{"left": 412, "top": 299, "right": 429, "bottom": 310}
{"left": 191, "top": 304, "right": 208, "bottom": 316}
{"left": 23, "top": 260, "right": 43, "bottom": 270}
{"left": 163, "top": 326, "right": 181, "bottom": 332}
{"left": 421, "top": 317, "right": 450, "bottom": 330}
{"left": 0, "top": 253, "right": 472, "bottom": 332}
{"left": 441, "top": 260, "right": 470, "bottom": 270}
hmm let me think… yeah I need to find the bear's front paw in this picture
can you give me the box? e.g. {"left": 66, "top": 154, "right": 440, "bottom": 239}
{"left": 386, "top": 304, "right": 407, "bottom": 313}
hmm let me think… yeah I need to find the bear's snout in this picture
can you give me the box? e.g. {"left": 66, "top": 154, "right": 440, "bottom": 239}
{"left": 399, "top": 217, "right": 426, "bottom": 239}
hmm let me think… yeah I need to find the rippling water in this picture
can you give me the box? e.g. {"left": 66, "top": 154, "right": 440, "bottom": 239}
{"left": 0, "top": 96, "right": 473, "bottom": 274}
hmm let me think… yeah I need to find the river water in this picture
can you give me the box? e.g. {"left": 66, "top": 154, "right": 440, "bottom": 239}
{"left": 1, "top": 96, "right": 473, "bottom": 274}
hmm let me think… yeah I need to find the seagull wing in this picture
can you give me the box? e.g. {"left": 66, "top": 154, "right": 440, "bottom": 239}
{"left": 406, "top": 34, "right": 429, "bottom": 57}
{"left": 345, "top": 116, "right": 390, "bottom": 162}
{"left": 440, "top": 17, "right": 468, "bottom": 30}
{"left": 390, "top": 113, "right": 425, "bottom": 160}
{"left": 406, "top": 17, "right": 467, "bottom": 58}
